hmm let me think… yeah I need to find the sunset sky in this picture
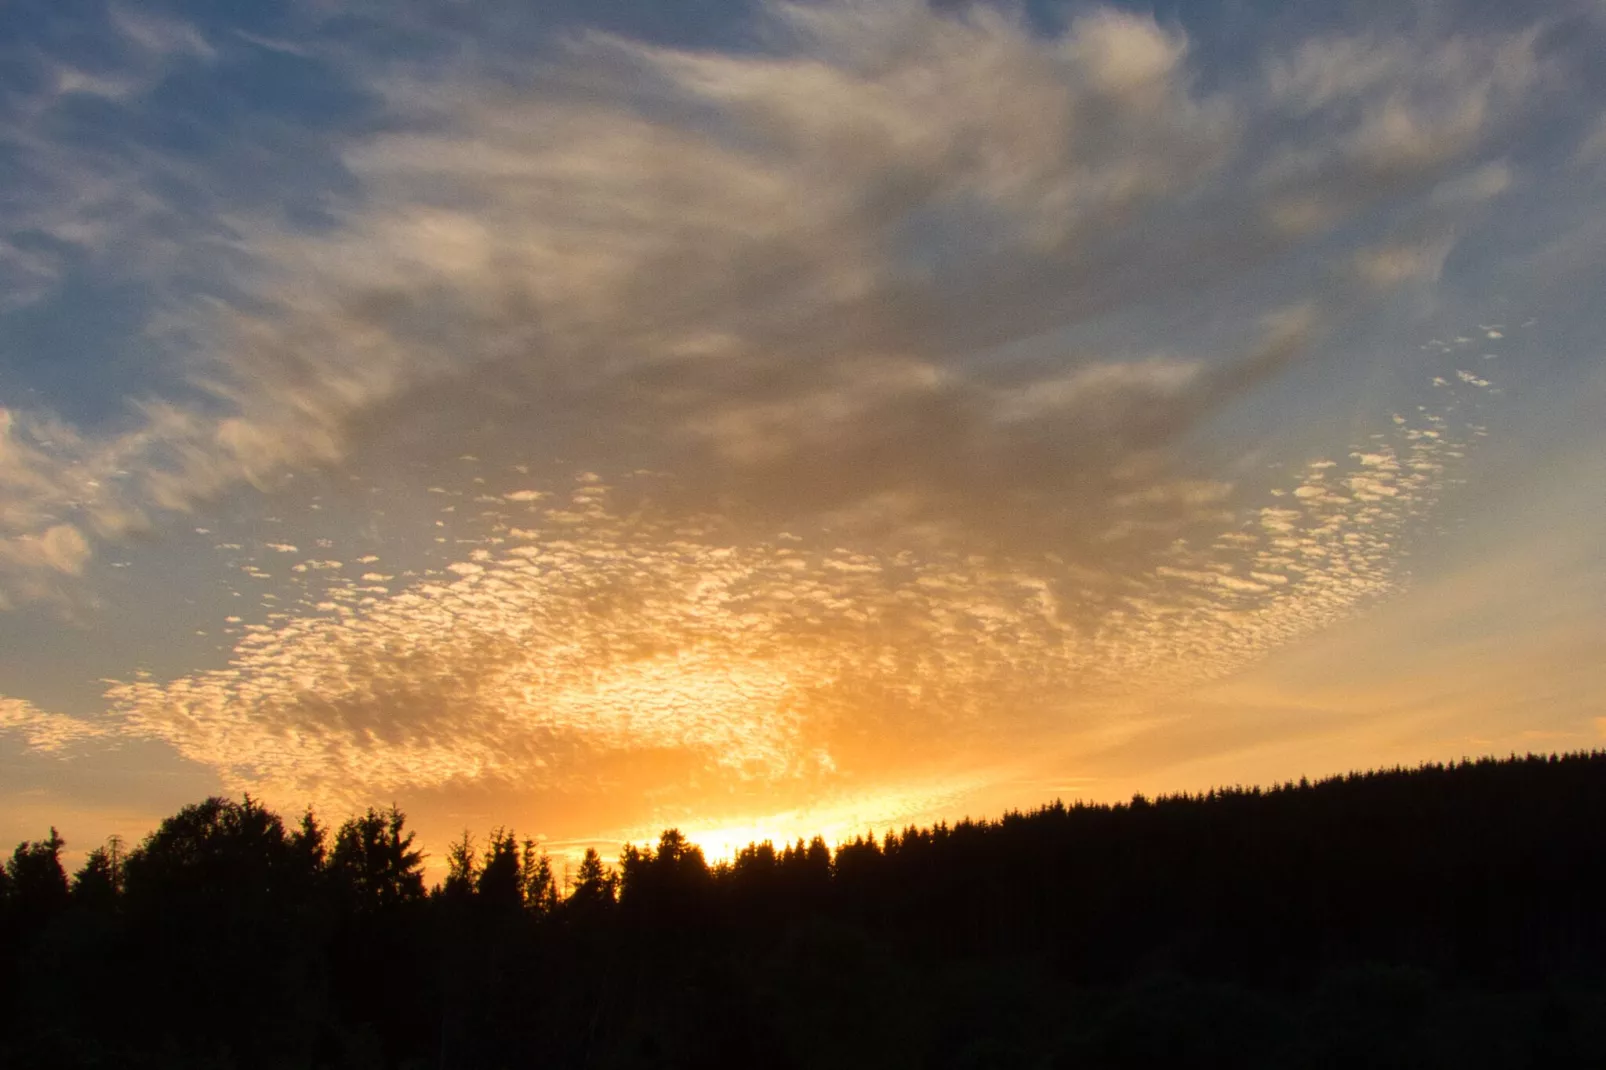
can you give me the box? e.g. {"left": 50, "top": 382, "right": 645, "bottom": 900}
{"left": 2, "top": 0, "right": 1603, "bottom": 874}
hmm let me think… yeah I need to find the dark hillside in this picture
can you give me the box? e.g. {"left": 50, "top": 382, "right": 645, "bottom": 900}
{"left": 5, "top": 751, "right": 1606, "bottom": 1068}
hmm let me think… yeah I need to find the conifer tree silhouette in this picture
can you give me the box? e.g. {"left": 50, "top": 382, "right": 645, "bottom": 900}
{"left": 4, "top": 753, "right": 1606, "bottom": 1068}
{"left": 329, "top": 805, "right": 425, "bottom": 912}
{"left": 6, "top": 827, "right": 68, "bottom": 924}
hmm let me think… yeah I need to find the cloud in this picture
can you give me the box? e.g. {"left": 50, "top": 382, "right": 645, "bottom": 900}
{"left": 0, "top": 0, "right": 1553, "bottom": 629}
{"left": 86, "top": 370, "right": 1485, "bottom": 810}
{"left": 1578, "top": 113, "right": 1606, "bottom": 165}
{"left": 0, "top": 7, "right": 224, "bottom": 309}
{"left": 1352, "top": 235, "right": 1456, "bottom": 288}
{"left": 1257, "top": 26, "right": 1541, "bottom": 235}
{"left": 0, "top": 523, "right": 90, "bottom": 575}
{"left": 108, "top": 7, "right": 216, "bottom": 62}
{"left": 0, "top": 695, "right": 103, "bottom": 752}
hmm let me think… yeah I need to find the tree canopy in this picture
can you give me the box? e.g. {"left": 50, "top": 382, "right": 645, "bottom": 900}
{"left": 4, "top": 751, "right": 1606, "bottom": 1068}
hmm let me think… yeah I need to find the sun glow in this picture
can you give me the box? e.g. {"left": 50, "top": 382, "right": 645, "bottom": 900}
{"left": 662, "top": 771, "right": 1011, "bottom": 864}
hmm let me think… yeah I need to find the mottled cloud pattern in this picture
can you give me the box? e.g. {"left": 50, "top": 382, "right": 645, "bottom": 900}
{"left": 0, "top": 1, "right": 1582, "bottom": 831}
{"left": 92, "top": 357, "right": 1489, "bottom": 810}
{"left": 0, "top": 695, "right": 105, "bottom": 752}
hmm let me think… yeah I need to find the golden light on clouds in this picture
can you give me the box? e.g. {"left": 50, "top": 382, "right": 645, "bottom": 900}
{"left": 1, "top": 0, "right": 1600, "bottom": 866}
{"left": 89, "top": 371, "right": 1484, "bottom": 847}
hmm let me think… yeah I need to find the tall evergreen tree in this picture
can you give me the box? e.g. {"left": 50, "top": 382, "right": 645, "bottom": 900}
{"left": 521, "top": 838, "right": 559, "bottom": 914}
{"left": 477, "top": 827, "right": 524, "bottom": 912}
{"left": 7, "top": 827, "right": 69, "bottom": 923}
{"left": 442, "top": 829, "right": 478, "bottom": 901}
{"left": 329, "top": 805, "right": 425, "bottom": 912}
{"left": 70, "top": 836, "right": 124, "bottom": 911}
{"left": 569, "top": 847, "right": 616, "bottom": 911}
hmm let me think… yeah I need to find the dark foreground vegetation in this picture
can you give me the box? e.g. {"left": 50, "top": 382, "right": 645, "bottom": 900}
{"left": 5, "top": 752, "right": 1606, "bottom": 1068}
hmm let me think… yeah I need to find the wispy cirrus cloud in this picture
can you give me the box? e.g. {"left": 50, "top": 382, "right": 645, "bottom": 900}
{"left": 0, "top": 0, "right": 1549, "bottom": 606}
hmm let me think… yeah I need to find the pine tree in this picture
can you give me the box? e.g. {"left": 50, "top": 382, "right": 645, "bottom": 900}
{"left": 520, "top": 839, "right": 558, "bottom": 914}
{"left": 7, "top": 827, "right": 69, "bottom": 923}
{"left": 71, "top": 836, "right": 125, "bottom": 910}
{"left": 569, "top": 847, "right": 616, "bottom": 910}
{"left": 330, "top": 805, "right": 425, "bottom": 911}
{"left": 477, "top": 828, "right": 524, "bottom": 911}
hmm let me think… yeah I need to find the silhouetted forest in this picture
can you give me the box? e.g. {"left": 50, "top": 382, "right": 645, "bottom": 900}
{"left": 6, "top": 751, "right": 1606, "bottom": 1068}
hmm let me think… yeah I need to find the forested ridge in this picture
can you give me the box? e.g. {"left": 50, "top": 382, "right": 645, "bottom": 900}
{"left": 5, "top": 751, "right": 1606, "bottom": 1068}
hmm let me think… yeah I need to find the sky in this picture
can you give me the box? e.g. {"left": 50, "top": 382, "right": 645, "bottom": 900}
{"left": 2, "top": 0, "right": 1604, "bottom": 874}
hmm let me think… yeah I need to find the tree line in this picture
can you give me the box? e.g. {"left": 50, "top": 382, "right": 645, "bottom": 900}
{"left": 5, "top": 751, "right": 1606, "bottom": 1067}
